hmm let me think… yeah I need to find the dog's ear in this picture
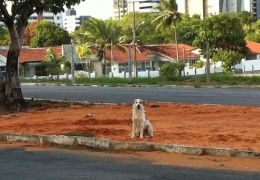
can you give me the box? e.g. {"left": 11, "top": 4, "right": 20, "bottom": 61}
{"left": 141, "top": 100, "right": 145, "bottom": 105}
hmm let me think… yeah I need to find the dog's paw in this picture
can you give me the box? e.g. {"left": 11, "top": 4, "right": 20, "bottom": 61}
{"left": 130, "top": 135, "right": 135, "bottom": 138}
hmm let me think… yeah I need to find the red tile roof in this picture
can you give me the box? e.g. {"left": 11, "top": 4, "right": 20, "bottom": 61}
{"left": 0, "top": 46, "right": 62, "bottom": 63}
{"left": 246, "top": 40, "right": 260, "bottom": 54}
{"left": 105, "top": 44, "right": 199, "bottom": 63}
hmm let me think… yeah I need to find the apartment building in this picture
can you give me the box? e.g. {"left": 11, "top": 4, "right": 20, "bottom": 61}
{"left": 114, "top": 0, "right": 128, "bottom": 19}
{"left": 62, "top": 8, "right": 90, "bottom": 33}
{"left": 176, "top": 0, "right": 260, "bottom": 19}
{"left": 28, "top": 11, "right": 63, "bottom": 28}
{"left": 113, "top": 0, "right": 160, "bottom": 19}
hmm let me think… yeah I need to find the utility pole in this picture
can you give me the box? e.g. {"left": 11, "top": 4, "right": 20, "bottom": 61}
{"left": 132, "top": 1, "right": 137, "bottom": 78}
{"left": 128, "top": 45, "right": 132, "bottom": 80}
{"left": 71, "top": 40, "right": 75, "bottom": 84}
{"left": 206, "top": 40, "right": 210, "bottom": 83}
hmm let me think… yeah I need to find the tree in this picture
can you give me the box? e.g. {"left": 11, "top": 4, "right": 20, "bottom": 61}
{"left": 76, "top": 44, "right": 92, "bottom": 77}
{"left": 212, "top": 50, "right": 243, "bottom": 72}
{"left": 194, "top": 13, "right": 246, "bottom": 55}
{"left": 245, "top": 20, "right": 260, "bottom": 43}
{"left": 0, "top": 0, "right": 81, "bottom": 110}
{"left": 23, "top": 21, "right": 39, "bottom": 46}
{"left": 44, "top": 48, "right": 66, "bottom": 77}
{"left": 78, "top": 18, "right": 123, "bottom": 76}
{"left": 153, "top": 0, "right": 181, "bottom": 62}
{"left": 194, "top": 13, "right": 246, "bottom": 82}
{"left": 177, "top": 14, "right": 201, "bottom": 45}
{"left": 30, "top": 20, "right": 71, "bottom": 47}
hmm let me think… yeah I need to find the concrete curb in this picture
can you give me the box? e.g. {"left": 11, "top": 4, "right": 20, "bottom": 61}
{"left": 0, "top": 133, "right": 259, "bottom": 158}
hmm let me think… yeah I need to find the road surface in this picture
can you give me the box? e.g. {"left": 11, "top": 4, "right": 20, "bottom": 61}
{"left": 22, "top": 85, "right": 260, "bottom": 106}
{"left": 0, "top": 145, "right": 259, "bottom": 180}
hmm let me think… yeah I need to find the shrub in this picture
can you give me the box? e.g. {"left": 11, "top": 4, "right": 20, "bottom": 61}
{"left": 160, "top": 62, "right": 185, "bottom": 80}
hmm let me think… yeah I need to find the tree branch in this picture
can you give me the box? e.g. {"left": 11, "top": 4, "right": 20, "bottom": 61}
{"left": 0, "top": 1, "right": 11, "bottom": 20}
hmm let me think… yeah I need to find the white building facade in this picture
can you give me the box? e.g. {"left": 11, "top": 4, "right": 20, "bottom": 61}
{"left": 62, "top": 8, "right": 90, "bottom": 33}
{"left": 176, "top": 0, "right": 260, "bottom": 19}
{"left": 28, "top": 11, "right": 63, "bottom": 28}
{"left": 113, "top": 0, "right": 160, "bottom": 19}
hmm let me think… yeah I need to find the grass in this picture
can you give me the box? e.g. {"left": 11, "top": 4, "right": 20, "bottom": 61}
{"left": 20, "top": 73, "right": 260, "bottom": 87}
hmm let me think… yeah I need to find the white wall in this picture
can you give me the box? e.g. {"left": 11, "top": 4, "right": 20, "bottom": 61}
{"left": 239, "top": 59, "right": 260, "bottom": 72}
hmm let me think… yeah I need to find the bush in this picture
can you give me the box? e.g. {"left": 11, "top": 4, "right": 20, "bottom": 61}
{"left": 159, "top": 62, "right": 178, "bottom": 80}
{"left": 160, "top": 62, "right": 185, "bottom": 80}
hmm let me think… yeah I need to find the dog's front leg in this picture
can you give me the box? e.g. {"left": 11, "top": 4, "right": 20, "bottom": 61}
{"left": 130, "top": 121, "right": 135, "bottom": 138}
{"left": 140, "top": 123, "right": 144, "bottom": 138}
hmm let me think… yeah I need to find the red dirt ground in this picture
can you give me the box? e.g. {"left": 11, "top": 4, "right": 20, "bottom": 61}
{"left": 0, "top": 102, "right": 260, "bottom": 151}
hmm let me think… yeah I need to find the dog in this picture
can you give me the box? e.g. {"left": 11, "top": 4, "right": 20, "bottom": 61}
{"left": 131, "top": 99, "right": 153, "bottom": 138}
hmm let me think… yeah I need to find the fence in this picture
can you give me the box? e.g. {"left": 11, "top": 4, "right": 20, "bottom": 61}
{"left": 184, "top": 63, "right": 223, "bottom": 76}
{"left": 236, "top": 59, "right": 260, "bottom": 73}
{"left": 109, "top": 70, "right": 159, "bottom": 78}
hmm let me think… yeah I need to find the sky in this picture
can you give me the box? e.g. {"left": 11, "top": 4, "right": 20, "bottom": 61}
{"left": 72, "top": 0, "right": 114, "bottom": 19}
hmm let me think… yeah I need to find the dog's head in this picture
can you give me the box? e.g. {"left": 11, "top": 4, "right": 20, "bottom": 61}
{"left": 134, "top": 99, "right": 145, "bottom": 111}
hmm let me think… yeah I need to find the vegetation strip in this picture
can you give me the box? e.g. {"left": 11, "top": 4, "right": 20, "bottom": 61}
{"left": 0, "top": 133, "right": 259, "bottom": 159}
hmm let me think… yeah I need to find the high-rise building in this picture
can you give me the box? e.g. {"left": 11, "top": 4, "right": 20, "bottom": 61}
{"left": 113, "top": 0, "right": 160, "bottom": 19}
{"left": 176, "top": 0, "right": 260, "bottom": 19}
{"left": 28, "top": 11, "right": 63, "bottom": 28}
{"left": 114, "top": 0, "right": 128, "bottom": 19}
{"left": 63, "top": 8, "right": 90, "bottom": 33}
{"left": 250, "top": 0, "right": 260, "bottom": 19}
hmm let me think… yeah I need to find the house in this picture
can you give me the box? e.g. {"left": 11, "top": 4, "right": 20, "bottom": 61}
{"left": 246, "top": 40, "right": 260, "bottom": 60}
{"left": 236, "top": 40, "right": 260, "bottom": 73}
{"left": 103, "top": 43, "right": 200, "bottom": 77}
{"left": 0, "top": 47, "right": 62, "bottom": 77}
{"left": 0, "top": 43, "right": 201, "bottom": 78}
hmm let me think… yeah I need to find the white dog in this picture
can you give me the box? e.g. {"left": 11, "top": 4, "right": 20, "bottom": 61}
{"left": 131, "top": 99, "right": 153, "bottom": 138}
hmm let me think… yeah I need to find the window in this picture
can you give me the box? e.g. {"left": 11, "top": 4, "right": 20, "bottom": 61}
{"left": 139, "top": 61, "right": 151, "bottom": 71}
{"left": 119, "top": 63, "right": 128, "bottom": 73}
{"left": 139, "top": 6, "right": 153, "bottom": 9}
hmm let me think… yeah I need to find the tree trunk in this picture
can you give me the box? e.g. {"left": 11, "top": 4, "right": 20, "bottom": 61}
{"left": 4, "top": 47, "right": 26, "bottom": 110}
{"left": 1, "top": 23, "right": 27, "bottom": 110}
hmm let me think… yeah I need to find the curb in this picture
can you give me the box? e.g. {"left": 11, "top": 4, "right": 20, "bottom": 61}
{"left": 0, "top": 133, "right": 259, "bottom": 158}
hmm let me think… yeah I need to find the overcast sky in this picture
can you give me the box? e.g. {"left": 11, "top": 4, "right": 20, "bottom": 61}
{"left": 72, "top": 0, "right": 114, "bottom": 19}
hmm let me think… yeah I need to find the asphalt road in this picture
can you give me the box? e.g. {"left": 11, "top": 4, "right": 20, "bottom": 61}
{"left": 0, "top": 147, "right": 259, "bottom": 180}
{"left": 22, "top": 85, "right": 260, "bottom": 106}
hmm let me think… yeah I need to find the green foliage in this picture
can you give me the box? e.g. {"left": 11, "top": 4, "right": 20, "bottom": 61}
{"left": 76, "top": 44, "right": 91, "bottom": 60}
{"left": 159, "top": 62, "right": 179, "bottom": 80}
{"left": 30, "top": 21, "right": 71, "bottom": 47}
{"left": 153, "top": 0, "right": 181, "bottom": 44}
{"left": 75, "top": 76, "right": 168, "bottom": 85}
{"left": 245, "top": 20, "right": 260, "bottom": 42}
{"left": 193, "top": 61, "right": 205, "bottom": 68}
{"left": 194, "top": 13, "right": 246, "bottom": 57}
{"left": 0, "top": 25, "right": 10, "bottom": 46}
{"left": 177, "top": 14, "right": 201, "bottom": 45}
{"left": 43, "top": 48, "right": 67, "bottom": 76}
{"left": 212, "top": 50, "right": 243, "bottom": 72}
{"left": 118, "top": 13, "right": 168, "bottom": 44}
{"left": 74, "top": 17, "right": 124, "bottom": 75}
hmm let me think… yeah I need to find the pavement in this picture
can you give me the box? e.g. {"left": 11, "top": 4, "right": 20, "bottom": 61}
{"left": 22, "top": 85, "right": 260, "bottom": 106}
{"left": 0, "top": 143, "right": 260, "bottom": 180}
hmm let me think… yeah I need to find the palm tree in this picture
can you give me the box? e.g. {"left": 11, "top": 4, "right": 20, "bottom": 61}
{"left": 83, "top": 18, "right": 123, "bottom": 76}
{"left": 153, "top": 0, "right": 181, "bottom": 62}
{"left": 76, "top": 44, "right": 92, "bottom": 77}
